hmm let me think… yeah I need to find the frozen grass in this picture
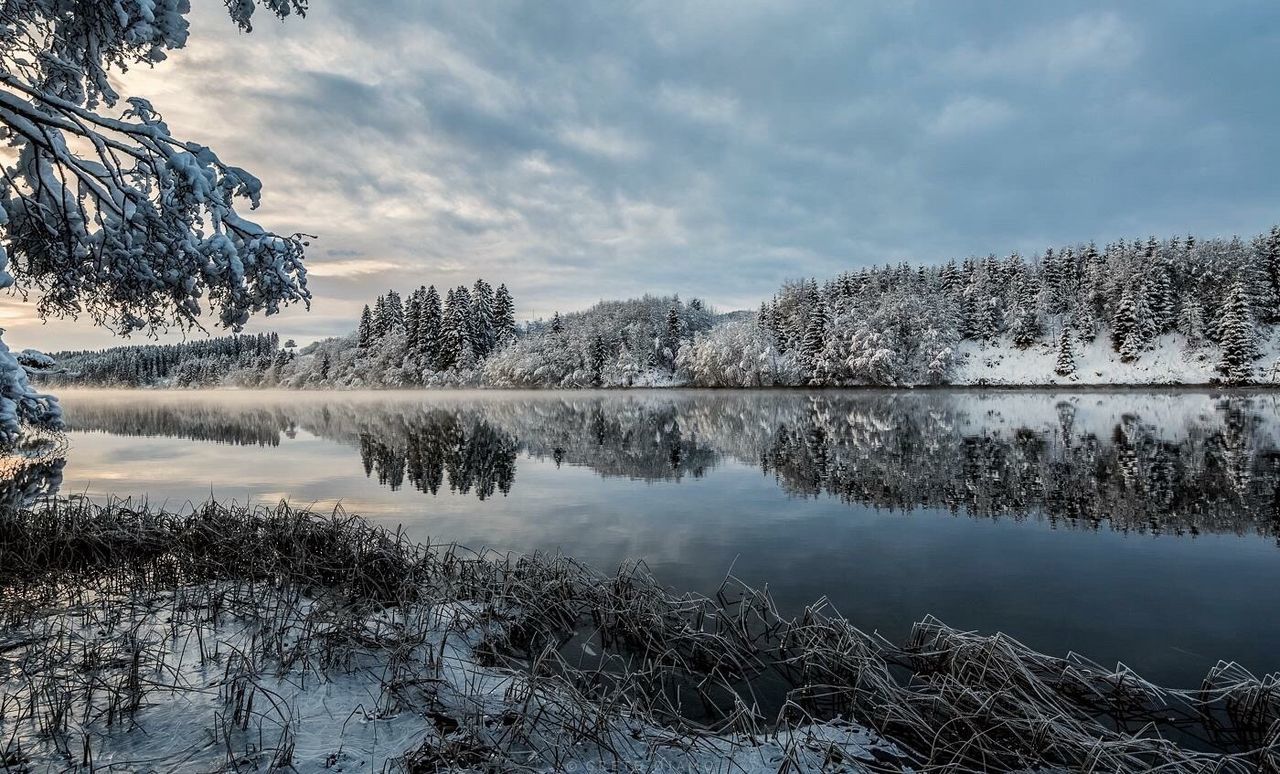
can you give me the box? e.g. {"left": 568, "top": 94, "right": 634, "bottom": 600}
{"left": 1, "top": 497, "right": 1278, "bottom": 772}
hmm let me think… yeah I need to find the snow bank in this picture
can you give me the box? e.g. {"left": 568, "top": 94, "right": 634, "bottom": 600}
{"left": 953, "top": 329, "right": 1280, "bottom": 386}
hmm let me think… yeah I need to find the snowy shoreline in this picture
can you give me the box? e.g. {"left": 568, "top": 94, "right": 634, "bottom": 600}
{"left": 3, "top": 498, "right": 1278, "bottom": 772}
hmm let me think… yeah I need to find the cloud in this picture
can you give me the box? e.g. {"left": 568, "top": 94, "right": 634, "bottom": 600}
{"left": 6, "top": 1, "right": 1278, "bottom": 352}
{"left": 305, "top": 258, "right": 409, "bottom": 278}
{"left": 556, "top": 124, "right": 648, "bottom": 161}
{"left": 943, "top": 12, "right": 1141, "bottom": 82}
{"left": 929, "top": 96, "right": 1017, "bottom": 137}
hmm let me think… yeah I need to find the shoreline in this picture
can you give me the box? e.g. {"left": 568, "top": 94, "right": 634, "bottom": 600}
{"left": 1, "top": 497, "right": 1276, "bottom": 772}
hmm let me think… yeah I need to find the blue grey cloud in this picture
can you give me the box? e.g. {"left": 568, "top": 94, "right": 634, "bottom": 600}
{"left": 6, "top": 0, "right": 1278, "bottom": 349}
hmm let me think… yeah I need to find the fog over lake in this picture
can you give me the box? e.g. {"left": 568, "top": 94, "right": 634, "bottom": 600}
{"left": 38, "top": 388, "right": 1280, "bottom": 688}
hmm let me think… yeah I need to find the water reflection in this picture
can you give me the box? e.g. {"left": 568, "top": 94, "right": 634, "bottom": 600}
{"left": 14, "top": 389, "right": 1280, "bottom": 687}
{"left": 53, "top": 390, "right": 1280, "bottom": 539}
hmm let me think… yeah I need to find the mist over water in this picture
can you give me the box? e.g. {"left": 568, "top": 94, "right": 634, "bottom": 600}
{"left": 43, "top": 388, "right": 1280, "bottom": 687}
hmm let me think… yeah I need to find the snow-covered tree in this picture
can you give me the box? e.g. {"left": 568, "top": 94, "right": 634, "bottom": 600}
{"left": 662, "top": 304, "right": 683, "bottom": 366}
{"left": 1111, "top": 287, "right": 1138, "bottom": 357}
{"left": 0, "top": 0, "right": 310, "bottom": 443}
{"left": 470, "top": 279, "right": 496, "bottom": 358}
{"left": 358, "top": 305, "right": 374, "bottom": 348}
{"left": 1054, "top": 327, "right": 1076, "bottom": 378}
{"left": 800, "top": 301, "right": 828, "bottom": 381}
{"left": 1218, "top": 281, "right": 1258, "bottom": 383}
{"left": 589, "top": 334, "right": 608, "bottom": 386}
{"left": 419, "top": 285, "right": 443, "bottom": 368}
{"left": 1011, "top": 300, "right": 1041, "bottom": 350}
{"left": 1264, "top": 226, "right": 1280, "bottom": 322}
{"left": 493, "top": 284, "right": 517, "bottom": 346}
{"left": 1177, "top": 299, "right": 1205, "bottom": 346}
{"left": 677, "top": 320, "right": 800, "bottom": 387}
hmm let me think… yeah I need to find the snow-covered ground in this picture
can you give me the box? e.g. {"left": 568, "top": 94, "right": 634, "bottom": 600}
{"left": 952, "top": 329, "right": 1280, "bottom": 386}
{"left": 0, "top": 583, "right": 899, "bottom": 773}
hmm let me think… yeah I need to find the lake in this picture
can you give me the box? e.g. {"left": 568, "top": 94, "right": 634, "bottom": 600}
{"left": 23, "top": 388, "right": 1280, "bottom": 689}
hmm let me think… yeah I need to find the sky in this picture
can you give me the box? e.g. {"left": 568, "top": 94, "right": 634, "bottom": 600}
{"left": 5, "top": 0, "right": 1279, "bottom": 350}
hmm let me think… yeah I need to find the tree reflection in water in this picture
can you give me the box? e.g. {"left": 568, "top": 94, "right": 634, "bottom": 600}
{"left": 46, "top": 390, "right": 1280, "bottom": 540}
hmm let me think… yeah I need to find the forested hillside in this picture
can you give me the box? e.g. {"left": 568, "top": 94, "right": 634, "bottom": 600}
{"left": 682, "top": 227, "right": 1280, "bottom": 386}
{"left": 37, "top": 227, "right": 1280, "bottom": 388}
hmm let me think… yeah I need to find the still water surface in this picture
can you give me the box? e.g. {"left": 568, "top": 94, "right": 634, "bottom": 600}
{"left": 35, "top": 388, "right": 1280, "bottom": 688}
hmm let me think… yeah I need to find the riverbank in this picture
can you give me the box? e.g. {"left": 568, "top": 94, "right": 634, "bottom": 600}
{"left": 1, "top": 497, "right": 1275, "bottom": 772}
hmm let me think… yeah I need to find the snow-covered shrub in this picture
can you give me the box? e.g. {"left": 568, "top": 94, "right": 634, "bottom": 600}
{"left": 677, "top": 320, "right": 801, "bottom": 387}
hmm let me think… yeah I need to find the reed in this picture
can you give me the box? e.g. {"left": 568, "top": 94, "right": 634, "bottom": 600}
{"left": 0, "top": 496, "right": 1276, "bottom": 772}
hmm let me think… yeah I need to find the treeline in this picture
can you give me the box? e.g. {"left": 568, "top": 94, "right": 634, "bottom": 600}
{"left": 682, "top": 227, "right": 1279, "bottom": 386}
{"left": 243, "top": 279, "right": 519, "bottom": 388}
{"left": 482, "top": 295, "right": 717, "bottom": 387}
{"left": 39, "top": 333, "right": 282, "bottom": 387}
{"left": 34, "top": 227, "right": 1280, "bottom": 389}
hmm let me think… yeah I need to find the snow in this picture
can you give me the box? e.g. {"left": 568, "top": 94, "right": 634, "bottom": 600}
{"left": 1, "top": 583, "right": 896, "bottom": 772}
{"left": 953, "top": 329, "right": 1280, "bottom": 386}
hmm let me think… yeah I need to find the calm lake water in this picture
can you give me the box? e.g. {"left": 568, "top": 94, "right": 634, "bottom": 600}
{"left": 25, "top": 388, "right": 1280, "bottom": 688}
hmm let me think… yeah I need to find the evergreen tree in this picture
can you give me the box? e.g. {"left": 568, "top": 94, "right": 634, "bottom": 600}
{"left": 358, "top": 305, "right": 374, "bottom": 348}
{"left": 404, "top": 287, "right": 424, "bottom": 360}
{"left": 589, "top": 334, "right": 608, "bottom": 386}
{"left": 1134, "top": 281, "right": 1157, "bottom": 345}
{"left": 1145, "top": 261, "right": 1175, "bottom": 333}
{"left": 663, "top": 304, "right": 683, "bottom": 365}
{"left": 1054, "top": 326, "right": 1076, "bottom": 377}
{"left": 470, "top": 279, "right": 496, "bottom": 359}
{"left": 1119, "top": 329, "right": 1143, "bottom": 364}
{"left": 1218, "top": 281, "right": 1258, "bottom": 383}
{"left": 372, "top": 295, "right": 388, "bottom": 338}
{"left": 1177, "top": 299, "right": 1205, "bottom": 346}
{"left": 437, "top": 288, "right": 462, "bottom": 371}
{"left": 493, "top": 284, "right": 517, "bottom": 346}
{"left": 1011, "top": 301, "right": 1041, "bottom": 349}
{"left": 551, "top": 312, "right": 563, "bottom": 334}
{"left": 420, "top": 285, "right": 443, "bottom": 367}
{"left": 385, "top": 290, "right": 405, "bottom": 331}
{"left": 1111, "top": 287, "right": 1138, "bottom": 354}
{"left": 801, "top": 303, "right": 828, "bottom": 380}
{"left": 1265, "top": 225, "right": 1280, "bottom": 322}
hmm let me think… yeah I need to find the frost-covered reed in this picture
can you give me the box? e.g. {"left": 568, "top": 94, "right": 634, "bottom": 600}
{"left": 1, "top": 497, "right": 1277, "bottom": 772}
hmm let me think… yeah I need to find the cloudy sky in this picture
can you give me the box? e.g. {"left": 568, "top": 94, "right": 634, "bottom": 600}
{"left": 5, "top": 0, "right": 1279, "bottom": 350}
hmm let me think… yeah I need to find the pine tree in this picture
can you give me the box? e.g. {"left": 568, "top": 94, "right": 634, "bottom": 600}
{"left": 358, "top": 305, "right": 374, "bottom": 347}
{"left": 420, "top": 285, "right": 442, "bottom": 368}
{"left": 1265, "top": 225, "right": 1280, "bottom": 322}
{"left": 801, "top": 303, "right": 828, "bottom": 381}
{"left": 385, "top": 290, "right": 405, "bottom": 331}
{"left": 1011, "top": 301, "right": 1041, "bottom": 349}
{"left": 1134, "top": 281, "right": 1157, "bottom": 345}
{"left": 372, "top": 295, "right": 388, "bottom": 338}
{"left": 1111, "top": 286, "right": 1138, "bottom": 354}
{"left": 550, "top": 312, "right": 563, "bottom": 334}
{"left": 437, "top": 288, "right": 464, "bottom": 371}
{"left": 663, "top": 304, "right": 683, "bottom": 365}
{"left": 589, "top": 334, "right": 608, "bottom": 386}
{"left": 1119, "top": 329, "right": 1143, "bottom": 364}
{"left": 1218, "top": 281, "right": 1258, "bottom": 383}
{"left": 1145, "top": 261, "right": 1175, "bottom": 333}
{"left": 405, "top": 287, "right": 423, "bottom": 359}
{"left": 1054, "top": 326, "right": 1076, "bottom": 377}
{"left": 1177, "top": 299, "right": 1204, "bottom": 346}
{"left": 470, "top": 279, "right": 496, "bottom": 359}
{"left": 492, "top": 284, "right": 516, "bottom": 346}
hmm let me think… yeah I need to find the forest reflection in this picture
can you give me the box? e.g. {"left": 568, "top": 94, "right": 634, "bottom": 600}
{"left": 45, "top": 391, "right": 1280, "bottom": 540}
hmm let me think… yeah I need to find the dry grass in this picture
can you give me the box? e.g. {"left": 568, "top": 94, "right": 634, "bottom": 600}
{"left": 0, "top": 496, "right": 1277, "bottom": 772}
